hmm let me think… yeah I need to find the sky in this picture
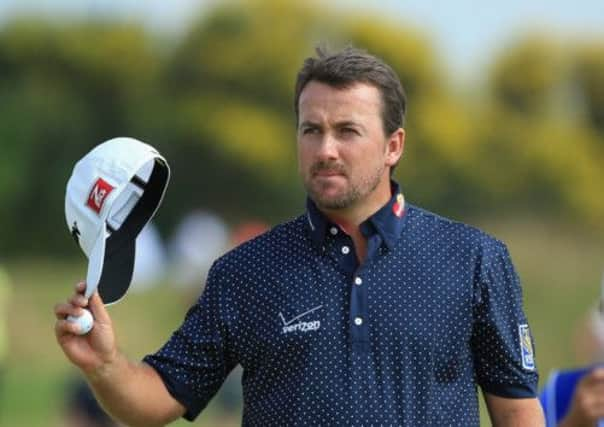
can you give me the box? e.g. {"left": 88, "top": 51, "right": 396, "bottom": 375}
{"left": 0, "top": 0, "right": 602, "bottom": 77}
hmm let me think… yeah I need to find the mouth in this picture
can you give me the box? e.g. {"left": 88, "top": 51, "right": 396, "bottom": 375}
{"left": 313, "top": 170, "right": 344, "bottom": 178}
{"left": 311, "top": 163, "right": 346, "bottom": 178}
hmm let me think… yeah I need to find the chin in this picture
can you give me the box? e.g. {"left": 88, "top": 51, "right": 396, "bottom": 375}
{"left": 313, "top": 192, "right": 353, "bottom": 210}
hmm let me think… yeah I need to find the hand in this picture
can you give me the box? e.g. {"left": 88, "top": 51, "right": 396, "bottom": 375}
{"left": 561, "top": 367, "right": 604, "bottom": 427}
{"left": 54, "top": 281, "right": 117, "bottom": 375}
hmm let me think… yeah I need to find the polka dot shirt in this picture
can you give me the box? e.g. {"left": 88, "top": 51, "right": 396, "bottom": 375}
{"left": 144, "top": 182, "right": 539, "bottom": 426}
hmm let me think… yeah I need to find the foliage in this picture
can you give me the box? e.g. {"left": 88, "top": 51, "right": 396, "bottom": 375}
{"left": 0, "top": 1, "right": 603, "bottom": 255}
{"left": 572, "top": 43, "right": 604, "bottom": 132}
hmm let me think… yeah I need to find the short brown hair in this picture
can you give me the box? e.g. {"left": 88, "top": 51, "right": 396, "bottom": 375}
{"left": 294, "top": 46, "right": 407, "bottom": 135}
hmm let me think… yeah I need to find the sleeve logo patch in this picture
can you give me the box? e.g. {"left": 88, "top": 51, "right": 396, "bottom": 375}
{"left": 519, "top": 324, "right": 535, "bottom": 370}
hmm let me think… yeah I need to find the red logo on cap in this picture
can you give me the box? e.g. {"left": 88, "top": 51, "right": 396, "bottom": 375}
{"left": 87, "top": 178, "right": 114, "bottom": 214}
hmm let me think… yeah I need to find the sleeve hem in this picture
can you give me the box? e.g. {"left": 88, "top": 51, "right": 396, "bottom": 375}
{"left": 480, "top": 381, "right": 538, "bottom": 399}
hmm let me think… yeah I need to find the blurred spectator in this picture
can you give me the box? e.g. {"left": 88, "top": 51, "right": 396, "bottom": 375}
{"left": 130, "top": 222, "right": 168, "bottom": 293}
{"left": 167, "top": 210, "right": 229, "bottom": 298}
{"left": 63, "top": 376, "right": 118, "bottom": 427}
{"left": 540, "top": 272, "right": 604, "bottom": 426}
{"left": 0, "top": 265, "right": 11, "bottom": 404}
{"left": 230, "top": 221, "right": 270, "bottom": 248}
{"left": 573, "top": 296, "right": 604, "bottom": 367}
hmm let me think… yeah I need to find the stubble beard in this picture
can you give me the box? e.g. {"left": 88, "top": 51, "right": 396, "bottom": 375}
{"left": 306, "top": 162, "right": 385, "bottom": 210}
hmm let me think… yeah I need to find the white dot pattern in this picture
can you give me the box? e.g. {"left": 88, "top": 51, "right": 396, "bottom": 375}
{"left": 144, "top": 202, "right": 538, "bottom": 426}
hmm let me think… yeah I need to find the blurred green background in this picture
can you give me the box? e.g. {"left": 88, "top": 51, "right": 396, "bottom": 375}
{"left": 1, "top": 0, "right": 603, "bottom": 425}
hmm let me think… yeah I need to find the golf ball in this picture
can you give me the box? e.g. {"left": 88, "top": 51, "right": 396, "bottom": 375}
{"left": 67, "top": 308, "right": 94, "bottom": 335}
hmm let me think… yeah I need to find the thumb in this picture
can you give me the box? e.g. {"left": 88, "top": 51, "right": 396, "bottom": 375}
{"left": 87, "top": 290, "right": 111, "bottom": 324}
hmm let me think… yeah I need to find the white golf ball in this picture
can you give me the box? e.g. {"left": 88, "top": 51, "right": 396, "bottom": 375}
{"left": 67, "top": 308, "right": 94, "bottom": 335}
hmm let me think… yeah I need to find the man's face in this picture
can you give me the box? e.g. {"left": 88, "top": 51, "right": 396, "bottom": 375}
{"left": 297, "top": 81, "right": 400, "bottom": 211}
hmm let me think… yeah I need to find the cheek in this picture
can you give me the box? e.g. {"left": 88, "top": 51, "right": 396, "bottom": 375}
{"left": 296, "top": 143, "right": 310, "bottom": 171}
{"left": 297, "top": 141, "right": 313, "bottom": 159}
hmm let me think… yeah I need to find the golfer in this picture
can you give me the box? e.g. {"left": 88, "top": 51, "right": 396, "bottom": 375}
{"left": 55, "top": 46, "right": 544, "bottom": 426}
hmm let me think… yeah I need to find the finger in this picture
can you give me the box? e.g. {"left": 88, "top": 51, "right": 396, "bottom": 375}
{"left": 590, "top": 367, "right": 604, "bottom": 381}
{"left": 87, "top": 291, "right": 110, "bottom": 324}
{"left": 74, "top": 281, "right": 86, "bottom": 294}
{"left": 54, "top": 302, "right": 84, "bottom": 319}
{"left": 592, "top": 402, "right": 604, "bottom": 418}
{"left": 55, "top": 318, "right": 82, "bottom": 337}
{"left": 583, "top": 369, "right": 604, "bottom": 389}
{"left": 583, "top": 400, "right": 604, "bottom": 420}
{"left": 68, "top": 293, "right": 89, "bottom": 309}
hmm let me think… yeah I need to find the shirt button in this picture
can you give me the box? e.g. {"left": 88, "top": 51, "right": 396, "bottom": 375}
{"left": 341, "top": 246, "right": 350, "bottom": 255}
{"left": 354, "top": 317, "right": 363, "bottom": 326}
{"left": 354, "top": 277, "right": 363, "bottom": 286}
{"left": 329, "top": 226, "right": 338, "bottom": 235}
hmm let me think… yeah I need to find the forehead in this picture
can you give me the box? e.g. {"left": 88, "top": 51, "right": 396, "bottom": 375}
{"left": 298, "top": 81, "right": 382, "bottom": 122}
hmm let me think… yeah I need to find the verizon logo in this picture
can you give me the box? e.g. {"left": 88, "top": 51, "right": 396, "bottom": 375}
{"left": 279, "top": 305, "right": 322, "bottom": 335}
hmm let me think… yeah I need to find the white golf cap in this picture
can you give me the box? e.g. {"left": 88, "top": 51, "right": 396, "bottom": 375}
{"left": 65, "top": 137, "right": 170, "bottom": 304}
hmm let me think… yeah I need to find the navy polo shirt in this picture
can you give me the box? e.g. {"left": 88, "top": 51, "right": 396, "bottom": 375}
{"left": 144, "top": 182, "right": 539, "bottom": 426}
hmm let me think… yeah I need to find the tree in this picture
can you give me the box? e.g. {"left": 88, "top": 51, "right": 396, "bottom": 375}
{"left": 0, "top": 20, "right": 160, "bottom": 254}
{"left": 573, "top": 43, "right": 604, "bottom": 133}
{"left": 490, "top": 36, "right": 564, "bottom": 115}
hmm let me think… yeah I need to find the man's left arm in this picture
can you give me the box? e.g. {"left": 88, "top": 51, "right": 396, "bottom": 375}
{"left": 485, "top": 393, "right": 545, "bottom": 426}
{"left": 473, "top": 239, "right": 543, "bottom": 425}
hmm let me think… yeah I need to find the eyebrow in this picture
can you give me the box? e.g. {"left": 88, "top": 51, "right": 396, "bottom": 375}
{"left": 299, "top": 120, "right": 318, "bottom": 129}
{"left": 335, "top": 120, "right": 362, "bottom": 129}
{"left": 298, "top": 120, "right": 363, "bottom": 130}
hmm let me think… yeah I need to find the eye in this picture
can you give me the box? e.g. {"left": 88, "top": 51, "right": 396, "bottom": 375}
{"left": 301, "top": 127, "right": 319, "bottom": 135}
{"left": 340, "top": 127, "right": 359, "bottom": 136}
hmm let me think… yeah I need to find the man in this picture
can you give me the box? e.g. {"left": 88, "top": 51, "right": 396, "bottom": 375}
{"left": 540, "top": 279, "right": 604, "bottom": 426}
{"left": 541, "top": 366, "right": 604, "bottom": 426}
{"left": 55, "top": 46, "right": 544, "bottom": 426}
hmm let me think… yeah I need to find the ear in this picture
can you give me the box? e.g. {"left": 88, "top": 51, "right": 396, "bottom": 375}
{"left": 384, "top": 128, "right": 405, "bottom": 168}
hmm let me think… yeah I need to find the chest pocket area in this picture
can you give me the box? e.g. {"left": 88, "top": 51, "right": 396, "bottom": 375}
{"left": 268, "top": 303, "right": 325, "bottom": 357}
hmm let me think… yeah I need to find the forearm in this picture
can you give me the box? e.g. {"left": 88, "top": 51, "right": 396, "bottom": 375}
{"left": 86, "top": 353, "right": 184, "bottom": 427}
{"left": 485, "top": 394, "right": 544, "bottom": 427}
{"left": 491, "top": 407, "right": 544, "bottom": 427}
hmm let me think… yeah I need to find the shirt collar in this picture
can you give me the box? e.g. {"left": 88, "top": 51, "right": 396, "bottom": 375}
{"left": 305, "top": 180, "right": 407, "bottom": 250}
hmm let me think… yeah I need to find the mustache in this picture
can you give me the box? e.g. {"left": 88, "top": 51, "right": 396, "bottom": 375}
{"left": 310, "top": 161, "right": 346, "bottom": 175}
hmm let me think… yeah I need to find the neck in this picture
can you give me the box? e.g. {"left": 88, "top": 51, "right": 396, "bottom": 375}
{"left": 320, "top": 178, "right": 392, "bottom": 229}
{"left": 318, "top": 178, "right": 392, "bottom": 263}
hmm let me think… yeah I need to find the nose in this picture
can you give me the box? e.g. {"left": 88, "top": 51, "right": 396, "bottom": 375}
{"left": 315, "top": 133, "right": 338, "bottom": 161}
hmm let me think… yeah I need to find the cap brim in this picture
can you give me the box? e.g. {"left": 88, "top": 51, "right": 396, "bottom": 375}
{"left": 85, "top": 157, "right": 168, "bottom": 305}
{"left": 86, "top": 227, "right": 106, "bottom": 299}
{"left": 97, "top": 238, "right": 135, "bottom": 305}
{"left": 86, "top": 226, "right": 135, "bottom": 305}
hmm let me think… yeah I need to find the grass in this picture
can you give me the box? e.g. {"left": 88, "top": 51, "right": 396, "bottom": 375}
{"left": 1, "top": 217, "right": 603, "bottom": 426}
{"left": 1, "top": 259, "right": 240, "bottom": 427}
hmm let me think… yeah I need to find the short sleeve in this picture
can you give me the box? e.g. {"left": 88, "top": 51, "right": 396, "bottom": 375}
{"left": 143, "top": 262, "right": 238, "bottom": 420}
{"left": 471, "top": 239, "right": 539, "bottom": 398}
